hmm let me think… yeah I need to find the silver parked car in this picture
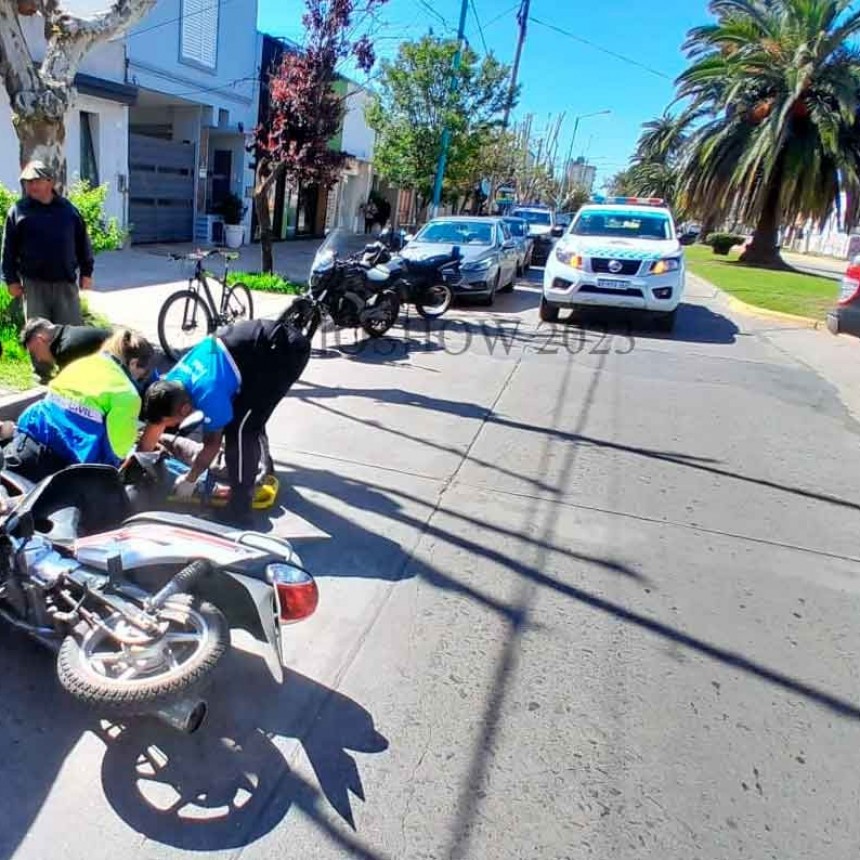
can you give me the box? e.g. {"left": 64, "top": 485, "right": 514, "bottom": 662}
{"left": 402, "top": 216, "right": 519, "bottom": 305}
{"left": 501, "top": 216, "right": 534, "bottom": 274}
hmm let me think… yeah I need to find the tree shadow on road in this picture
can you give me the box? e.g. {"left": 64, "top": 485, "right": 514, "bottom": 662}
{"left": 0, "top": 626, "right": 389, "bottom": 859}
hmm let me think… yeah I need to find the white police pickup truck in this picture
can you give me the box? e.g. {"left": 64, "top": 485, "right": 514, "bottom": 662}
{"left": 541, "top": 196, "right": 684, "bottom": 332}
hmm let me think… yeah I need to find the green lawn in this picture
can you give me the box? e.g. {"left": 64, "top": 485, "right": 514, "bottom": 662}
{"left": 683, "top": 243, "right": 839, "bottom": 320}
{"left": 0, "top": 292, "right": 109, "bottom": 392}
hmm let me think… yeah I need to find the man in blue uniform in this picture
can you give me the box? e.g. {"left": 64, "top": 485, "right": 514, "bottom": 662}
{"left": 140, "top": 318, "right": 310, "bottom": 525}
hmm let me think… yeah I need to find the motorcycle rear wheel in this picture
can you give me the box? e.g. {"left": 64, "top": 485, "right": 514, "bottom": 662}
{"left": 362, "top": 290, "right": 400, "bottom": 338}
{"left": 57, "top": 593, "right": 229, "bottom": 713}
{"left": 416, "top": 284, "right": 453, "bottom": 319}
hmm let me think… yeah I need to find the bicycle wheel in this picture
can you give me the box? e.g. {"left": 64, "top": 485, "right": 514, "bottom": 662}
{"left": 158, "top": 290, "right": 214, "bottom": 361}
{"left": 222, "top": 282, "right": 254, "bottom": 326}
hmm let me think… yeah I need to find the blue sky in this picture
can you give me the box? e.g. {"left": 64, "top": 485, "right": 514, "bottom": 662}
{"left": 257, "top": 0, "right": 711, "bottom": 185}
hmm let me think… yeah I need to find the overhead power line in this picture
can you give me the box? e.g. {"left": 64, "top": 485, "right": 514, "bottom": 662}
{"left": 469, "top": 0, "right": 490, "bottom": 55}
{"left": 529, "top": 16, "right": 673, "bottom": 81}
{"left": 412, "top": 0, "right": 452, "bottom": 31}
{"left": 484, "top": 2, "right": 520, "bottom": 30}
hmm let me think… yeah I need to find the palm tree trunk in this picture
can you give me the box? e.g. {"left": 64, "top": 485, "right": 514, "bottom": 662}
{"left": 740, "top": 173, "right": 784, "bottom": 268}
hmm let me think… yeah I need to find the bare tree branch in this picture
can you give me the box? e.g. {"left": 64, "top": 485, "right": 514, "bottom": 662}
{"left": 41, "top": 0, "right": 157, "bottom": 86}
{"left": 0, "top": 0, "right": 41, "bottom": 103}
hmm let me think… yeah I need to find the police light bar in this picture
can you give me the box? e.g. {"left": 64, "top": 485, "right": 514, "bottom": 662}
{"left": 590, "top": 195, "right": 666, "bottom": 207}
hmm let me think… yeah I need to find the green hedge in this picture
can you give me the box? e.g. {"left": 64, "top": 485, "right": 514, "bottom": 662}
{"left": 227, "top": 271, "right": 303, "bottom": 295}
{"left": 706, "top": 232, "right": 746, "bottom": 255}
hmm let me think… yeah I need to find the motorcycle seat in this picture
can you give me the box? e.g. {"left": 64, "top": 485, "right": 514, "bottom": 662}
{"left": 405, "top": 252, "right": 459, "bottom": 271}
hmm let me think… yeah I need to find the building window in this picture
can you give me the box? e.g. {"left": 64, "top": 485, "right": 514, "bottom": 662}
{"left": 181, "top": 0, "right": 219, "bottom": 70}
{"left": 80, "top": 111, "right": 99, "bottom": 187}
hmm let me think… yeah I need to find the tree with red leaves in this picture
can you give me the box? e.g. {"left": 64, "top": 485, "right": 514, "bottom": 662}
{"left": 254, "top": 0, "right": 386, "bottom": 272}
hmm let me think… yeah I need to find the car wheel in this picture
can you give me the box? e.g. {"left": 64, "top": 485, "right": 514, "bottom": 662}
{"left": 501, "top": 265, "right": 516, "bottom": 293}
{"left": 482, "top": 272, "right": 499, "bottom": 306}
{"left": 539, "top": 296, "right": 559, "bottom": 323}
{"left": 826, "top": 311, "right": 840, "bottom": 335}
{"left": 655, "top": 308, "right": 677, "bottom": 333}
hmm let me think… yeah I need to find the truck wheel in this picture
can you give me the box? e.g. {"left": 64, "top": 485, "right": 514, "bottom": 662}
{"left": 539, "top": 296, "right": 560, "bottom": 323}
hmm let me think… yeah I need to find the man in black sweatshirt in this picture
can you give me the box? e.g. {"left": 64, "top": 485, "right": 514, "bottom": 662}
{"left": 1, "top": 160, "right": 95, "bottom": 325}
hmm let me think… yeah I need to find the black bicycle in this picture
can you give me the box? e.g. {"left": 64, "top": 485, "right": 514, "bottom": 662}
{"left": 158, "top": 250, "right": 254, "bottom": 360}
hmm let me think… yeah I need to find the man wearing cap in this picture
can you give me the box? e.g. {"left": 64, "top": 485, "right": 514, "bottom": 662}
{"left": 20, "top": 317, "right": 113, "bottom": 384}
{"left": 1, "top": 160, "right": 95, "bottom": 325}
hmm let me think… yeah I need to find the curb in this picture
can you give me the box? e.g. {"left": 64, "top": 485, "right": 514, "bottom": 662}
{"left": 0, "top": 387, "right": 42, "bottom": 421}
{"left": 724, "top": 295, "right": 822, "bottom": 329}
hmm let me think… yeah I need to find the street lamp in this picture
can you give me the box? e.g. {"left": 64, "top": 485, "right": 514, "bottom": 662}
{"left": 562, "top": 109, "right": 611, "bottom": 199}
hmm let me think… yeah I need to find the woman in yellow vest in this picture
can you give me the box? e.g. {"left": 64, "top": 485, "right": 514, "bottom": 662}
{"left": 5, "top": 329, "right": 155, "bottom": 481}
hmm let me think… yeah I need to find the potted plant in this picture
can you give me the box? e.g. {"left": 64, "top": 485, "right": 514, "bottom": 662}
{"left": 218, "top": 192, "right": 247, "bottom": 249}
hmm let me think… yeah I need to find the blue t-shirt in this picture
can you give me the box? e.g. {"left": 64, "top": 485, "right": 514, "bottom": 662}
{"left": 164, "top": 337, "right": 241, "bottom": 431}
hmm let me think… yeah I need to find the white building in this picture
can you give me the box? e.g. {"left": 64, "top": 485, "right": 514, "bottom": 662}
{"left": 0, "top": 1, "right": 261, "bottom": 245}
{"left": 566, "top": 157, "right": 597, "bottom": 194}
{"left": 125, "top": 0, "right": 260, "bottom": 244}
{"left": 0, "top": 16, "right": 135, "bottom": 225}
{"left": 326, "top": 80, "right": 377, "bottom": 233}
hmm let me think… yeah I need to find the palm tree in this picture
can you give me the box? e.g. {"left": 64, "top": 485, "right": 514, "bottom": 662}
{"left": 676, "top": 0, "right": 860, "bottom": 267}
{"left": 626, "top": 111, "right": 691, "bottom": 208}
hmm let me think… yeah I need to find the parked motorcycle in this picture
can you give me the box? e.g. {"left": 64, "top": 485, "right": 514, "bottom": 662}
{"left": 359, "top": 240, "right": 461, "bottom": 320}
{"left": 281, "top": 228, "right": 401, "bottom": 340}
{"left": 0, "top": 456, "right": 318, "bottom": 733}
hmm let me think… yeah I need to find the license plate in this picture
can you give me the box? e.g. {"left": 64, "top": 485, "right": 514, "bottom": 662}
{"left": 596, "top": 278, "right": 630, "bottom": 290}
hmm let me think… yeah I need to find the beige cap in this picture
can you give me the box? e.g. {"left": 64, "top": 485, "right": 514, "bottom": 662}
{"left": 19, "top": 160, "right": 55, "bottom": 181}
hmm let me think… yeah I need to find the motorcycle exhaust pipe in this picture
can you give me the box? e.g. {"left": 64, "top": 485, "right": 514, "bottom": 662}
{"left": 152, "top": 696, "right": 208, "bottom": 734}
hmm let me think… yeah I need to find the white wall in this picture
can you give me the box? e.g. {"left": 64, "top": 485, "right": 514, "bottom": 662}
{"left": 126, "top": 0, "right": 260, "bottom": 131}
{"left": 341, "top": 84, "right": 375, "bottom": 161}
{"left": 66, "top": 95, "right": 129, "bottom": 225}
{"left": 0, "top": 91, "right": 127, "bottom": 225}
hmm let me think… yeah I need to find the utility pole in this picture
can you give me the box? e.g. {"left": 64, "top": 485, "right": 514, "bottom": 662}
{"left": 503, "top": 0, "right": 530, "bottom": 128}
{"left": 430, "top": 0, "right": 469, "bottom": 216}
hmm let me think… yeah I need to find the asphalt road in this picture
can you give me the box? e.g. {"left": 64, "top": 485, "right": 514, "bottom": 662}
{"left": 4, "top": 272, "right": 860, "bottom": 859}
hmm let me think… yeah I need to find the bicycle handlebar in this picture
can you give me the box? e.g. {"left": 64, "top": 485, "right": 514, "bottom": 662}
{"left": 167, "top": 249, "right": 240, "bottom": 263}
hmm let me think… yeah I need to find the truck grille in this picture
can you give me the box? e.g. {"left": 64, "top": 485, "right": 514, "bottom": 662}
{"left": 591, "top": 258, "right": 641, "bottom": 276}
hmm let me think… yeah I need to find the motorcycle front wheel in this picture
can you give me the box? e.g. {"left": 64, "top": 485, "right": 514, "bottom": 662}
{"left": 416, "top": 284, "right": 453, "bottom": 319}
{"left": 362, "top": 290, "right": 401, "bottom": 338}
{"left": 280, "top": 297, "right": 321, "bottom": 340}
{"left": 57, "top": 592, "right": 229, "bottom": 713}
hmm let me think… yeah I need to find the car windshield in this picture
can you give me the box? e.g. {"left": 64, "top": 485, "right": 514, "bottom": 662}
{"left": 503, "top": 219, "right": 526, "bottom": 236}
{"left": 571, "top": 210, "right": 672, "bottom": 240}
{"left": 416, "top": 220, "right": 493, "bottom": 245}
{"left": 512, "top": 210, "right": 551, "bottom": 226}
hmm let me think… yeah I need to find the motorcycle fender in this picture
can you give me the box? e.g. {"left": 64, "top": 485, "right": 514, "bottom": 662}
{"left": 216, "top": 570, "right": 283, "bottom": 684}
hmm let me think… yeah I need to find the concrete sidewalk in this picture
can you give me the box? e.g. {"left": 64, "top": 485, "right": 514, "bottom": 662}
{"left": 91, "top": 238, "right": 323, "bottom": 293}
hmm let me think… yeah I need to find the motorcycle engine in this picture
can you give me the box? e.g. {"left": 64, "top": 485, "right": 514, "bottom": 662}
{"left": 335, "top": 292, "right": 364, "bottom": 328}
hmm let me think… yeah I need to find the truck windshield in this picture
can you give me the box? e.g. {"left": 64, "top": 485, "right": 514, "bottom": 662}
{"left": 571, "top": 211, "right": 671, "bottom": 240}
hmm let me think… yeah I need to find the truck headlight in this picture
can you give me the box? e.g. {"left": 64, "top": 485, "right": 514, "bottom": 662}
{"left": 650, "top": 258, "right": 680, "bottom": 275}
{"left": 555, "top": 247, "right": 583, "bottom": 268}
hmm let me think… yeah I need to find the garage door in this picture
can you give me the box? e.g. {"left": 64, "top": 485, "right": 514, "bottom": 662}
{"left": 129, "top": 134, "right": 195, "bottom": 244}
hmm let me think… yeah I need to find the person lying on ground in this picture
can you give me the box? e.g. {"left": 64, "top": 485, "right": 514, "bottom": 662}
{"left": 4, "top": 329, "right": 155, "bottom": 482}
{"left": 139, "top": 318, "right": 310, "bottom": 527}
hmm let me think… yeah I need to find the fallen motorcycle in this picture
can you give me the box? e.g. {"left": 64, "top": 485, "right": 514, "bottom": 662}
{"left": 0, "top": 456, "right": 318, "bottom": 733}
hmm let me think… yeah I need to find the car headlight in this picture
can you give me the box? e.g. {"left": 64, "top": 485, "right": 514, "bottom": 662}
{"left": 462, "top": 258, "right": 492, "bottom": 272}
{"left": 555, "top": 247, "right": 583, "bottom": 268}
{"left": 650, "top": 257, "right": 680, "bottom": 275}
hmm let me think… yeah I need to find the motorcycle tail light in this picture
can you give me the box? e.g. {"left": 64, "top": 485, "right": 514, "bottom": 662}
{"left": 268, "top": 563, "right": 319, "bottom": 623}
